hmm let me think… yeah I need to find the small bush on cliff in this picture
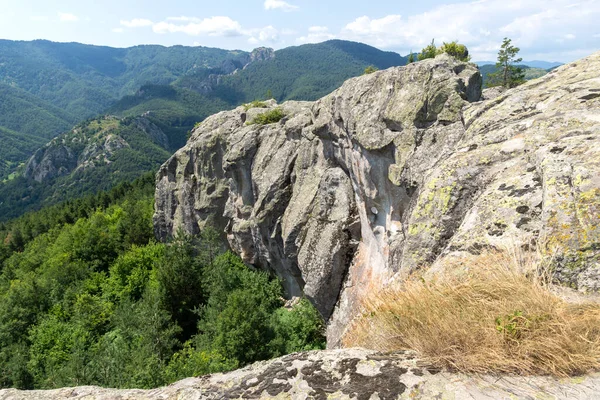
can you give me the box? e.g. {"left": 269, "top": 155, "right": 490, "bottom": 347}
{"left": 363, "top": 65, "right": 379, "bottom": 74}
{"left": 248, "top": 108, "right": 285, "bottom": 125}
{"left": 417, "top": 39, "right": 471, "bottom": 62}
{"left": 242, "top": 100, "right": 268, "bottom": 111}
{"left": 344, "top": 250, "right": 600, "bottom": 377}
{"left": 438, "top": 41, "right": 470, "bottom": 62}
{"left": 417, "top": 39, "right": 438, "bottom": 61}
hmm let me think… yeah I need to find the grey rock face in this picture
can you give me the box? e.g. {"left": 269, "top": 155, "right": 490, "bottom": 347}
{"left": 24, "top": 145, "right": 77, "bottom": 183}
{"left": 154, "top": 52, "right": 600, "bottom": 346}
{"left": 190, "top": 47, "right": 275, "bottom": 94}
{"left": 2, "top": 348, "right": 599, "bottom": 399}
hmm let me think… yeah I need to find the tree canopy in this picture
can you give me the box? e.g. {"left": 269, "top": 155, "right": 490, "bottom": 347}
{"left": 0, "top": 176, "right": 326, "bottom": 390}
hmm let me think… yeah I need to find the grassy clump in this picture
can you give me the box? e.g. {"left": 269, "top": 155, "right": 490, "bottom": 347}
{"left": 248, "top": 108, "right": 285, "bottom": 125}
{"left": 243, "top": 100, "right": 268, "bottom": 111}
{"left": 343, "top": 250, "right": 600, "bottom": 377}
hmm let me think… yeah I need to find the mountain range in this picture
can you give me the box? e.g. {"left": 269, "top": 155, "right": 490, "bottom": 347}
{"left": 474, "top": 60, "right": 563, "bottom": 69}
{"left": 0, "top": 38, "right": 564, "bottom": 220}
{"left": 0, "top": 39, "right": 406, "bottom": 219}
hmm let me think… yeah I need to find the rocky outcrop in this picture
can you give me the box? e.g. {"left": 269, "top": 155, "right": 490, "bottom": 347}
{"left": 24, "top": 144, "right": 77, "bottom": 183}
{"left": 24, "top": 116, "right": 168, "bottom": 183}
{"left": 245, "top": 47, "right": 275, "bottom": 66}
{"left": 2, "top": 348, "right": 600, "bottom": 399}
{"left": 154, "top": 52, "right": 600, "bottom": 346}
{"left": 187, "top": 47, "right": 275, "bottom": 94}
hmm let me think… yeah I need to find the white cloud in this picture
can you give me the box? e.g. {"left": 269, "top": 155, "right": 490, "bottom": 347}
{"left": 30, "top": 16, "right": 49, "bottom": 22}
{"left": 58, "top": 12, "right": 79, "bottom": 22}
{"left": 264, "top": 0, "right": 299, "bottom": 12}
{"left": 296, "top": 26, "right": 336, "bottom": 44}
{"left": 248, "top": 26, "right": 280, "bottom": 44}
{"left": 333, "top": 0, "right": 600, "bottom": 61}
{"left": 152, "top": 16, "right": 244, "bottom": 37}
{"left": 564, "top": 33, "right": 576, "bottom": 39}
{"left": 120, "top": 18, "right": 153, "bottom": 28}
{"left": 151, "top": 16, "right": 285, "bottom": 44}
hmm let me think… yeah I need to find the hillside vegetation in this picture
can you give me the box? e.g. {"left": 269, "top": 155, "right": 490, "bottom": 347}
{"left": 0, "top": 176, "right": 325, "bottom": 389}
{"left": 199, "top": 40, "right": 406, "bottom": 104}
{"left": 0, "top": 126, "right": 46, "bottom": 181}
{"left": 0, "top": 116, "right": 172, "bottom": 221}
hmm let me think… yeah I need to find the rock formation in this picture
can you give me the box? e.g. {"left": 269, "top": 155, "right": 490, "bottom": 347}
{"left": 182, "top": 47, "right": 275, "bottom": 94}
{"left": 154, "top": 52, "right": 600, "bottom": 347}
{"left": 2, "top": 348, "right": 600, "bottom": 399}
{"left": 25, "top": 116, "right": 168, "bottom": 183}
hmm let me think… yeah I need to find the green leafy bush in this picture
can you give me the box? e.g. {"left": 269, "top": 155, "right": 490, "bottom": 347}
{"left": 438, "top": 41, "right": 471, "bottom": 62}
{"left": 248, "top": 108, "right": 285, "bottom": 125}
{"left": 243, "top": 100, "right": 268, "bottom": 111}
{"left": 418, "top": 39, "right": 438, "bottom": 61}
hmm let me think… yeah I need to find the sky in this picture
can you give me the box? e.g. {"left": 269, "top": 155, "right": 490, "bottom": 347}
{"left": 0, "top": 0, "right": 598, "bottom": 62}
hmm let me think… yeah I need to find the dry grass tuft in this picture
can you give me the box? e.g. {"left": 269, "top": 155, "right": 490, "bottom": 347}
{"left": 343, "top": 250, "right": 600, "bottom": 376}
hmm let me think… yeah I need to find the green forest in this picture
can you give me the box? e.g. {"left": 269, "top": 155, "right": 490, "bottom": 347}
{"left": 209, "top": 40, "right": 406, "bottom": 104}
{"left": 0, "top": 175, "right": 325, "bottom": 389}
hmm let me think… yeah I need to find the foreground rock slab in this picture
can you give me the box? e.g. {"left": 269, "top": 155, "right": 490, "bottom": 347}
{"left": 1, "top": 348, "right": 599, "bottom": 399}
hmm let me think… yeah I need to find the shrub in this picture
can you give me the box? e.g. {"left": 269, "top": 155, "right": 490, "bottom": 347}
{"left": 243, "top": 100, "right": 268, "bottom": 111}
{"left": 418, "top": 39, "right": 471, "bottom": 62}
{"left": 417, "top": 39, "right": 438, "bottom": 61}
{"left": 248, "top": 108, "right": 285, "bottom": 125}
{"left": 363, "top": 65, "right": 379, "bottom": 74}
{"left": 344, "top": 250, "right": 600, "bottom": 377}
{"left": 438, "top": 41, "right": 471, "bottom": 62}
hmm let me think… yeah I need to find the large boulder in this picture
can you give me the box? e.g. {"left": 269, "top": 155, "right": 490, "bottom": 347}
{"left": 154, "top": 52, "right": 600, "bottom": 346}
{"left": 2, "top": 348, "right": 599, "bottom": 399}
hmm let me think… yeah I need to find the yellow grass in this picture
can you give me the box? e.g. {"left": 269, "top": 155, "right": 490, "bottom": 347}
{"left": 343, "top": 250, "right": 600, "bottom": 376}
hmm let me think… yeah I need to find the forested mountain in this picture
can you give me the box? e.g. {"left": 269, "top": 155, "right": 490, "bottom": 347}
{"left": 179, "top": 40, "right": 407, "bottom": 104}
{"left": 0, "top": 40, "right": 249, "bottom": 181}
{"left": 0, "top": 116, "right": 173, "bottom": 221}
{"left": 0, "top": 40, "right": 249, "bottom": 118}
{"left": 0, "top": 83, "right": 77, "bottom": 138}
{"left": 0, "top": 126, "right": 46, "bottom": 181}
{"left": 0, "top": 83, "right": 79, "bottom": 178}
{"left": 475, "top": 60, "right": 562, "bottom": 69}
{"left": 107, "top": 84, "right": 232, "bottom": 150}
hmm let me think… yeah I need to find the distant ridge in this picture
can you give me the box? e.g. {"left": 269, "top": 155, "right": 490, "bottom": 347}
{"left": 475, "top": 60, "right": 563, "bottom": 69}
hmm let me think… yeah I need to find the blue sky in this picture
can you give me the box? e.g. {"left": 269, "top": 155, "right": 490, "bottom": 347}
{"left": 0, "top": 0, "right": 598, "bottom": 62}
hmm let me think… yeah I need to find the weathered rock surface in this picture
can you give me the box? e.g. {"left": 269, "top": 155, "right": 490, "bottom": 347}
{"left": 154, "top": 52, "right": 600, "bottom": 346}
{"left": 2, "top": 348, "right": 599, "bottom": 399}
